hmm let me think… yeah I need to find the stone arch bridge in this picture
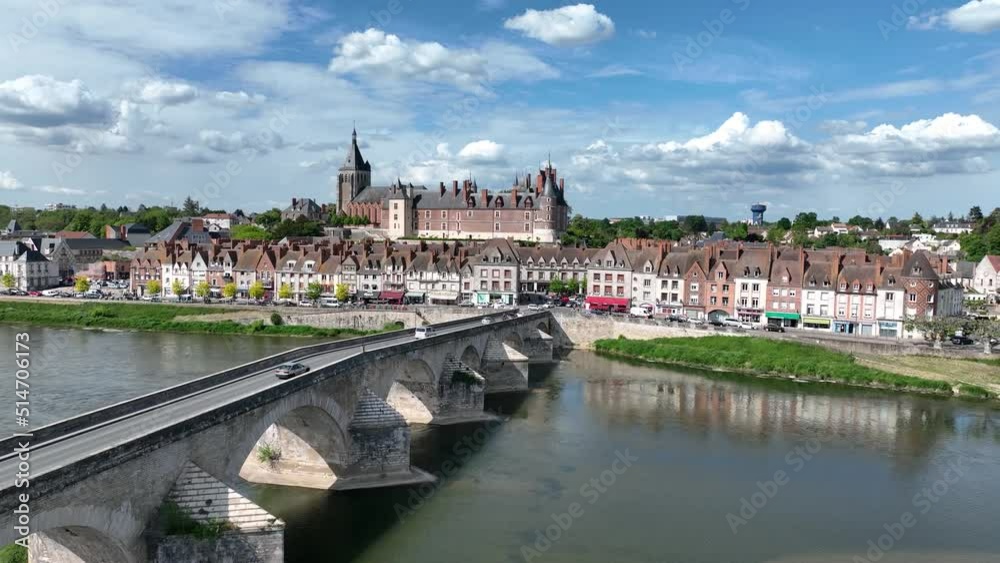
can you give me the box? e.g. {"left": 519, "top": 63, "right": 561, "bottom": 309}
{"left": 0, "top": 312, "right": 555, "bottom": 562}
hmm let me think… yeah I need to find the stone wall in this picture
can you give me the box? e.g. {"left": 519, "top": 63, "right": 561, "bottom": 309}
{"left": 153, "top": 530, "right": 284, "bottom": 563}
{"left": 548, "top": 310, "right": 734, "bottom": 349}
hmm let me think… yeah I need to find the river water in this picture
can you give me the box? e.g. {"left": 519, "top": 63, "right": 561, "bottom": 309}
{"left": 2, "top": 326, "right": 999, "bottom": 562}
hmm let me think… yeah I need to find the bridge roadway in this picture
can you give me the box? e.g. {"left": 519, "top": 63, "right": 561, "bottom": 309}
{"left": 0, "top": 313, "right": 518, "bottom": 494}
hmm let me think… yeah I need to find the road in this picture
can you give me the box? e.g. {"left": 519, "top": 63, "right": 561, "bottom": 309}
{"left": 0, "top": 315, "right": 503, "bottom": 494}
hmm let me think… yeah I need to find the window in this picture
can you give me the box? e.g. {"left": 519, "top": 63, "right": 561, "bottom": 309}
{"left": 494, "top": 223, "right": 500, "bottom": 231}
{"left": 909, "top": 293, "right": 917, "bottom": 303}
{"left": 524, "top": 223, "right": 530, "bottom": 232}
{"left": 710, "top": 296, "right": 718, "bottom": 305}
{"left": 712, "top": 284, "right": 718, "bottom": 292}
{"left": 718, "top": 271, "right": 724, "bottom": 280}
{"left": 441, "top": 223, "right": 446, "bottom": 231}
{"left": 722, "top": 297, "right": 729, "bottom": 306}
{"left": 886, "top": 293, "right": 895, "bottom": 302}
{"left": 772, "top": 288, "right": 780, "bottom": 297}
{"left": 441, "top": 211, "right": 447, "bottom": 219}
{"left": 722, "top": 284, "right": 729, "bottom": 293}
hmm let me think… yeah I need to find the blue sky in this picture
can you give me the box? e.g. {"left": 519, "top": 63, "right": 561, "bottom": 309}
{"left": 2, "top": 0, "right": 1000, "bottom": 220}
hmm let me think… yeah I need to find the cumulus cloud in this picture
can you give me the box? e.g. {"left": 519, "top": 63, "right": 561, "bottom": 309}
{"left": 131, "top": 79, "right": 198, "bottom": 106}
{"left": 909, "top": 0, "right": 1000, "bottom": 33}
{"left": 328, "top": 29, "right": 555, "bottom": 93}
{"left": 0, "top": 171, "right": 23, "bottom": 190}
{"left": 0, "top": 75, "right": 113, "bottom": 128}
{"left": 214, "top": 90, "right": 268, "bottom": 106}
{"left": 504, "top": 4, "right": 615, "bottom": 46}
{"left": 168, "top": 128, "right": 286, "bottom": 163}
{"left": 824, "top": 113, "right": 1000, "bottom": 177}
{"left": 458, "top": 140, "right": 506, "bottom": 164}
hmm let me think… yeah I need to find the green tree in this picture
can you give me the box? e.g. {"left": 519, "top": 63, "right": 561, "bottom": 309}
{"left": 969, "top": 206, "right": 984, "bottom": 223}
{"left": 256, "top": 208, "right": 282, "bottom": 229}
{"left": 269, "top": 217, "right": 323, "bottom": 240}
{"left": 171, "top": 279, "right": 184, "bottom": 296}
{"left": 248, "top": 281, "right": 265, "bottom": 300}
{"left": 549, "top": 278, "right": 566, "bottom": 295}
{"left": 565, "top": 278, "right": 581, "bottom": 295}
{"left": 222, "top": 282, "right": 237, "bottom": 300}
{"left": 724, "top": 222, "right": 750, "bottom": 241}
{"left": 74, "top": 277, "right": 91, "bottom": 293}
{"left": 278, "top": 284, "right": 293, "bottom": 301}
{"left": 306, "top": 282, "right": 324, "bottom": 303}
{"left": 181, "top": 196, "right": 201, "bottom": 216}
{"left": 776, "top": 217, "right": 792, "bottom": 230}
{"left": 194, "top": 280, "right": 211, "bottom": 300}
{"left": 682, "top": 215, "right": 709, "bottom": 234}
{"left": 766, "top": 227, "right": 787, "bottom": 244}
{"left": 146, "top": 279, "right": 162, "bottom": 296}
{"left": 335, "top": 283, "right": 350, "bottom": 302}
{"left": 0, "top": 543, "right": 28, "bottom": 563}
{"left": 0, "top": 273, "right": 15, "bottom": 290}
{"left": 792, "top": 212, "right": 818, "bottom": 231}
{"left": 230, "top": 225, "right": 269, "bottom": 241}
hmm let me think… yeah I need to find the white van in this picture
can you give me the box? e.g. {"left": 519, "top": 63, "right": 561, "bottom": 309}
{"left": 630, "top": 307, "right": 652, "bottom": 318}
{"left": 415, "top": 326, "right": 435, "bottom": 340}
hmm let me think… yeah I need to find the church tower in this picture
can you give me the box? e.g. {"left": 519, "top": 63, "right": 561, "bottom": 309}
{"left": 337, "top": 127, "right": 372, "bottom": 215}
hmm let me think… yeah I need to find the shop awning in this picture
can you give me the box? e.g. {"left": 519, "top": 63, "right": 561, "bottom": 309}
{"left": 802, "top": 316, "right": 831, "bottom": 326}
{"left": 428, "top": 291, "right": 459, "bottom": 301}
{"left": 379, "top": 291, "right": 405, "bottom": 301}
{"left": 766, "top": 312, "right": 801, "bottom": 320}
{"left": 586, "top": 296, "right": 630, "bottom": 308}
{"left": 405, "top": 291, "right": 426, "bottom": 299}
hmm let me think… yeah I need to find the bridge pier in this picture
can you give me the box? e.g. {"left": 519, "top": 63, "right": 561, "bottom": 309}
{"left": 521, "top": 329, "right": 555, "bottom": 364}
{"left": 481, "top": 340, "right": 530, "bottom": 394}
{"left": 28, "top": 528, "right": 140, "bottom": 563}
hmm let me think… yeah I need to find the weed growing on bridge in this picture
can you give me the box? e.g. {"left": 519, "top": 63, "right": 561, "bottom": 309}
{"left": 595, "top": 337, "right": 994, "bottom": 399}
{"left": 256, "top": 442, "right": 282, "bottom": 464}
{"left": 160, "top": 501, "right": 236, "bottom": 540}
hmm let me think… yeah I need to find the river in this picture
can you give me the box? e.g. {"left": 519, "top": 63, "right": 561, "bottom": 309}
{"left": 3, "top": 325, "right": 999, "bottom": 562}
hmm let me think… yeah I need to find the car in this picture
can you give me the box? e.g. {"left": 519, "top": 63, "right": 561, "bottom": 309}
{"left": 481, "top": 317, "right": 493, "bottom": 325}
{"left": 415, "top": 326, "right": 435, "bottom": 339}
{"left": 764, "top": 324, "right": 786, "bottom": 333}
{"left": 629, "top": 307, "right": 652, "bottom": 318}
{"left": 27, "top": 291, "right": 41, "bottom": 297}
{"left": 275, "top": 363, "right": 310, "bottom": 380}
{"left": 951, "top": 335, "right": 974, "bottom": 346}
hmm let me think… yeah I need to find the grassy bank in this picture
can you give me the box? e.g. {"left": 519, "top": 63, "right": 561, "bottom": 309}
{"left": 595, "top": 336, "right": 995, "bottom": 400}
{"left": 0, "top": 301, "right": 388, "bottom": 339}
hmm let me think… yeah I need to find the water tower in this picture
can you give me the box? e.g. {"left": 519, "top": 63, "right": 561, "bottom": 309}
{"left": 751, "top": 203, "right": 767, "bottom": 226}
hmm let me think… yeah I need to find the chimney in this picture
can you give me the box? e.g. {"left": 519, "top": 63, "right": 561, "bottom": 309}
{"left": 292, "top": 198, "right": 298, "bottom": 207}
{"left": 192, "top": 218, "right": 204, "bottom": 232}
{"left": 512, "top": 188, "right": 519, "bottom": 204}
{"left": 559, "top": 179, "right": 565, "bottom": 191}
{"left": 536, "top": 172, "right": 544, "bottom": 192}
{"left": 440, "top": 182, "right": 446, "bottom": 197}
{"left": 480, "top": 189, "right": 489, "bottom": 207}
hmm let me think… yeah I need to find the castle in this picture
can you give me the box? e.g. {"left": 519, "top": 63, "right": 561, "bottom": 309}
{"left": 337, "top": 129, "right": 571, "bottom": 242}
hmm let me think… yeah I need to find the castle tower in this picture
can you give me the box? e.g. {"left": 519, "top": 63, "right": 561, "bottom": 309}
{"left": 338, "top": 127, "right": 372, "bottom": 215}
{"left": 535, "top": 158, "right": 559, "bottom": 243}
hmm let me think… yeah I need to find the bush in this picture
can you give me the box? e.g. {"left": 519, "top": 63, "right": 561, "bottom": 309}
{"left": 0, "top": 544, "right": 27, "bottom": 563}
{"left": 270, "top": 312, "right": 284, "bottom": 326}
{"left": 958, "top": 384, "right": 994, "bottom": 399}
{"left": 160, "top": 501, "right": 235, "bottom": 540}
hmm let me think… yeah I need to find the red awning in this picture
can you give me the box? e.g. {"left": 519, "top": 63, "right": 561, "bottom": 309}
{"left": 379, "top": 291, "right": 405, "bottom": 301}
{"left": 586, "top": 296, "right": 630, "bottom": 308}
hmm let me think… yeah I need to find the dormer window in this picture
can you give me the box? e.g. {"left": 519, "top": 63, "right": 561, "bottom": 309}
{"left": 912, "top": 267, "right": 922, "bottom": 275}
{"left": 754, "top": 268, "right": 761, "bottom": 278}
{"left": 866, "top": 284, "right": 874, "bottom": 292}
{"left": 809, "top": 279, "right": 816, "bottom": 287}
{"left": 840, "top": 282, "right": 847, "bottom": 291}
{"left": 888, "top": 277, "right": 895, "bottom": 286}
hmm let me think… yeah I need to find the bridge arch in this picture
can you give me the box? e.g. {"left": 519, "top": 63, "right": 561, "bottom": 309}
{"left": 233, "top": 393, "right": 351, "bottom": 486}
{"left": 12, "top": 505, "right": 143, "bottom": 563}
{"left": 536, "top": 320, "right": 550, "bottom": 334}
{"left": 502, "top": 331, "right": 524, "bottom": 350}
{"left": 386, "top": 358, "right": 441, "bottom": 424}
{"left": 460, "top": 344, "right": 482, "bottom": 370}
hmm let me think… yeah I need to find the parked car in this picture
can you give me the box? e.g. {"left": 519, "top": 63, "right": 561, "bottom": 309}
{"left": 764, "top": 324, "right": 786, "bottom": 333}
{"left": 27, "top": 291, "right": 41, "bottom": 297}
{"left": 275, "top": 363, "right": 310, "bottom": 380}
{"left": 951, "top": 335, "right": 974, "bottom": 346}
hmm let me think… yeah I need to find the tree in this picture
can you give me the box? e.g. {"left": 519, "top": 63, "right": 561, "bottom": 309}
{"left": 1, "top": 273, "right": 15, "bottom": 290}
{"left": 682, "top": 215, "right": 709, "bottom": 234}
{"left": 194, "top": 281, "right": 211, "bottom": 300}
{"left": 256, "top": 208, "right": 282, "bottom": 229}
{"left": 335, "top": 283, "right": 350, "bottom": 302}
{"left": 565, "top": 278, "right": 581, "bottom": 295}
{"left": 181, "top": 196, "right": 201, "bottom": 216}
{"left": 792, "top": 212, "right": 818, "bottom": 231}
{"left": 910, "top": 212, "right": 925, "bottom": 229}
{"left": 970, "top": 319, "right": 1000, "bottom": 354}
{"left": 269, "top": 217, "right": 323, "bottom": 240}
{"left": 278, "top": 284, "right": 293, "bottom": 301}
{"left": 171, "top": 279, "right": 184, "bottom": 297}
{"left": 222, "top": 282, "right": 237, "bottom": 300}
{"left": 230, "top": 225, "right": 268, "bottom": 241}
{"left": 74, "top": 277, "right": 91, "bottom": 293}
{"left": 874, "top": 217, "right": 886, "bottom": 231}
{"left": 766, "top": 227, "right": 787, "bottom": 244}
{"left": 724, "top": 222, "right": 749, "bottom": 241}
{"left": 306, "top": 282, "right": 323, "bottom": 303}
{"left": 146, "top": 279, "right": 162, "bottom": 296}
{"left": 969, "top": 206, "right": 984, "bottom": 223}
{"left": 248, "top": 281, "right": 265, "bottom": 300}
{"left": 776, "top": 217, "right": 792, "bottom": 230}
{"left": 549, "top": 278, "right": 566, "bottom": 295}
{"left": 904, "top": 317, "right": 961, "bottom": 350}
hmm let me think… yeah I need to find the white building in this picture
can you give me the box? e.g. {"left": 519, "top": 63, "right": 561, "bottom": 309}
{"left": 932, "top": 222, "right": 975, "bottom": 235}
{"left": 974, "top": 256, "right": 999, "bottom": 299}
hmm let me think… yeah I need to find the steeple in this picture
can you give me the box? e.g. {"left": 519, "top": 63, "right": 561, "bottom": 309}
{"left": 342, "top": 125, "right": 371, "bottom": 172}
{"left": 543, "top": 168, "right": 557, "bottom": 197}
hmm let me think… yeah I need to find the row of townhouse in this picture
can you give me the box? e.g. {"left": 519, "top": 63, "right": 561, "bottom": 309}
{"left": 582, "top": 242, "right": 964, "bottom": 338}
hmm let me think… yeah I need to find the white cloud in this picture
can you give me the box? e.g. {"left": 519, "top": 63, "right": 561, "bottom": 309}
{"left": 168, "top": 128, "right": 286, "bottom": 163}
{"left": 504, "top": 4, "right": 615, "bottom": 47}
{"left": 36, "top": 185, "right": 86, "bottom": 196}
{"left": 0, "top": 75, "right": 113, "bottom": 128}
{"left": 633, "top": 29, "right": 657, "bottom": 40}
{"left": 328, "top": 29, "right": 555, "bottom": 93}
{"left": 819, "top": 119, "right": 869, "bottom": 135}
{"left": 214, "top": 91, "right": 268, "bottom": 106}
{"left": 0, "top": 171, "right": 22, "bottom": 190}
{"left": 825, "top": 113, "right": 1000, "bottom": 177}
{"left": 132, "top": 79, "right": 198, "bottom": 106}
{"left": 909, "top": 1, "right": 1000, "bottom": 33}
{"left": 458, "top": 140, "right": 506, "bottom": 163}
{"left": 588, "top": 65, "right": 642, "bottom": 78}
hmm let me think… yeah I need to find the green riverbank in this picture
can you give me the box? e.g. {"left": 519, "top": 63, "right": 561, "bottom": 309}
{"left": 595, "top": 336, "right": 995, "bottom": 400}
{"left": 0, "top": 301, "right": 392, "bottom": 339}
